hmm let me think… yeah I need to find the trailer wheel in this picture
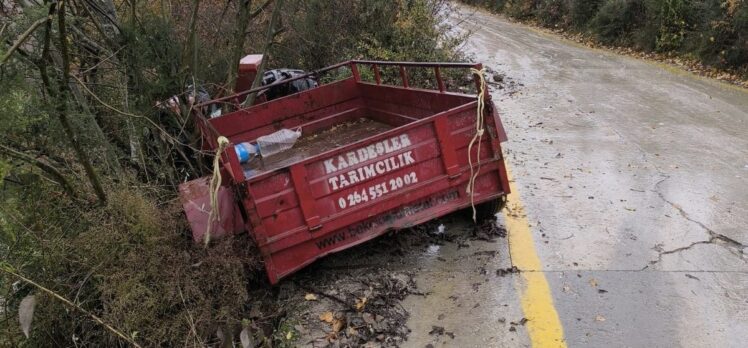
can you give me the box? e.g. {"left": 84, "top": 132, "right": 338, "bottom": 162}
{"left": 473, "top": 195, "right": 508, "bottom": 222}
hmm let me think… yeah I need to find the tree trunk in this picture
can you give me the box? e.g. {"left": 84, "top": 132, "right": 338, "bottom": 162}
{"left": 225, "top": 0, "right": 254, "bottom": 91}
{"left": 44, "top": 1, "right": 108, "bottom": 203}
{"left": 245, "top": 0, "right": 284, "bottom": 106}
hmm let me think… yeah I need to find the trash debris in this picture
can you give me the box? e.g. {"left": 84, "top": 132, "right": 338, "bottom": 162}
{"left": 496, "top": 266, "right": 520, "bottom": 277}
{"left": 234, "top": 142, "right": 259, "bottom": 163}
{"left": 305, "top": 293, "right": 318, "bottom": 301}
{"left": 428, "top": 326, "right": 445, "bottom": 336}
{"left": 473, "top": 220, "right": 508, "bottom": 241}
{"left": 255, "top": 128, "right": 302, "bottom": 157}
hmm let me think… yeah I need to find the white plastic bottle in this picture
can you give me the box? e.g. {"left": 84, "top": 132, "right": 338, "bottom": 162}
{"left": 256, "top": 128, "right": 302, "bottom": 157}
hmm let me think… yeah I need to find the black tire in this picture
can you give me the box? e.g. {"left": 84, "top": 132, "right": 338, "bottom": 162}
{"left": 473, "top": 195, "right": 507, "bottom": 222}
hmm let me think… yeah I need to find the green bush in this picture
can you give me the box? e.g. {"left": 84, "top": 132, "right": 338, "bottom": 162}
{"left": 589, "top": 0, "right": 645, "bottom": 45}
{"left": 536, "top": 0, "right": 571, "bottom": 28}
{"left": 569, "top": 0, "right": 604, "bottom": 29}
{"left": 461, "top": 0, "right": 747, "bottom": 74}
{"left": 505, "top": 0, "right": 539, "bottom": 19}
{"left": 693, "top": 1, "right": 748, "bottom": 70}
{"left": 653, "top": 0, "right": 690, "bottom": 51}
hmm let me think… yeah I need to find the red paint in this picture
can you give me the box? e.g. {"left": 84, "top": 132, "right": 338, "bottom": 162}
{"left": 189, "top": 61, "right": 511, "bottom": 284}
{"left": 235, "top": 54, "right": 263, "bottom": 93}
{"left": 178, "top": 177, "right": 244, "bottom": 244}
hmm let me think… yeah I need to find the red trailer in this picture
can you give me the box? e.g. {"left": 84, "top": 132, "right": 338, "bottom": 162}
{"left": 180, "top": 60, "right": 510, "bottom": 284}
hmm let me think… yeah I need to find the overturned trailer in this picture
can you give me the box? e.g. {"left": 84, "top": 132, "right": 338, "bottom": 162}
{"left": 179, "top": 59, "right": 510, "bottom": 284}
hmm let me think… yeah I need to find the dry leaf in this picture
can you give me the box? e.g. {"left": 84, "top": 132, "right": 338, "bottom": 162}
{"left": 332, "top": 317, "right": 345, "bottom": 333}
{"left": 19, "top": 295, "right": 36, "bottom": 338}
{"left": 355, "top": 297, "right": 367, "bottom": 311}
{"left": 240, "top": 327, "right": 254, "bottom": 348}
{"left": 304, "top": 293, "right": 318, "bottom": 301}
{"left": 595, "top": 315, "right": 606, "bottom": 322}
{"left": 216, "top": 327, "right": 225, "bottom": 345}
{"left": 319, "top": 311, "right": 334, "bottom": 323}
{"left": 347, "top": 326, "right": 358, "bottom": 337}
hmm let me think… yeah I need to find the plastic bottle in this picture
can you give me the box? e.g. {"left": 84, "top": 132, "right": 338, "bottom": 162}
{"left": 234, "top": 142, "right": 258, "bottom": 163}
{"left": 256, "top": 128, "right": 302, "bottom": 157}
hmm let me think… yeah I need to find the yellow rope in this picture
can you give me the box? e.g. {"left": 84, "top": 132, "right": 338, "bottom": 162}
{"left": 466, "top": 68, "right": 487, "bottom": 222}
{"left": 205, "top": 136, "right": 229, "bottom": 246}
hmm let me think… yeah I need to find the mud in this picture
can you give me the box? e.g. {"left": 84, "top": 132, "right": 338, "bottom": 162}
{"left": 275, "top": 210, "right": 511, "bottom": 347}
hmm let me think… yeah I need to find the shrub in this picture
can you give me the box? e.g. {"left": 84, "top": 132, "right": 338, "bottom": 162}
{"left": 727, "top": 2, "right": 748, "bottom": 71}
{"left": 536, "top": 0, "right": 571, "bottom": 28}
{"left": 590, "top": 0, "right": 645, "bottom": 45}
{"left": 504, "top": 0, "right": 539, "bottom": 19}
{"left": 654, "top": 0, "right": 690, "bottom": 51}
{"left": 569, "top": 0, "right": 604, "bottom": 29}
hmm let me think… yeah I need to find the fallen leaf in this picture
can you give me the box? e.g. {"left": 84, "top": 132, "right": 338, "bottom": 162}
{"left": 19, "top": 295, "right": 36, "bottom": 338}
{"left": 595, "top": 315, "right": 606, "bottom": 322}
{"left": 216, "top": 327, "right": 225, "bottom": 345}
{"left": 240, "top": 327, "right": 254, "bottom": 348}
{"left": 355, "top": 297, "right": 367, "bottom": 311}
{"left": 304, "top": 293, "right": 318, "bottom": 301}
{"left": 347, "top": 326, "right": 358, "bottom": 337}
{"left": 319, "top": 311, "right": 334, "bottom": 323}
{"left": 332, "top": 317, "right": 345, "bottom": 333}
{"left": 362, "top": 312, "right": 376, "bottom": 324}
{"left": 286, "top": 331, "right": 293, "bottom": 340}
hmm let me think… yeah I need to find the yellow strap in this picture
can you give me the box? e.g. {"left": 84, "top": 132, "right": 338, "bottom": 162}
{"left": 466, "top": 68, "right": 487, "bottom": 222}
{"left": 205, "top": 136, "right": 229, "bottom": 246}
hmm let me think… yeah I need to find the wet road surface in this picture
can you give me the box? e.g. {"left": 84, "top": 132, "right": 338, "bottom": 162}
{"left": 287, "top": 6, "right": 747, "bottom": 347}
{"left": 402, "top": 5, "right": 747, "bottom": 348}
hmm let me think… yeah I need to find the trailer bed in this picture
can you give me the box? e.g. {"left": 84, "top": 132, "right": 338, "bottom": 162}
{"left": 243, "top": 118, "right": 393, "bottom": 178}
{"left": 193, "top": 61, "right": 510, "bottom": 284}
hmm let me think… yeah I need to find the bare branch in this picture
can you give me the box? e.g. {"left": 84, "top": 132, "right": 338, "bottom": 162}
{"left": 0, "top": 16, "right": 50, "bottom": 65}
{"left": 0, "top": 143, "right": 78, "bottom": 198}
{"left": 250, "top": 0, "right": 274, "bottom": 18}
{"left": 48, "top": 0, "right": 108, "bottom": 203}
{"left": 0, "top": 267, "right": 142, "bottom": 347}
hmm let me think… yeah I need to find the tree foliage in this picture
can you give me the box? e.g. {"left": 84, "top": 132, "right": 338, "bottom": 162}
{"left": 0, "top": 0, "right": 466, "bottom": 346}
{"left": 461, "top": 0, "right": 748, "bottom": 75}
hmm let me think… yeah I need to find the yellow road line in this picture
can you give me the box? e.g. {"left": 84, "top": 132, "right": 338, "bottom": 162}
{"left": 503, "top": 164, "right": 567, "bottom": 347}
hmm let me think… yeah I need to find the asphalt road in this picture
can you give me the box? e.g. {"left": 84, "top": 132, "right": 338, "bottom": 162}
{"left": 288, "top": 6, "right": 747, "bottom": 347}
{"left": 401, "top": 5, "right": 748, "bottom": 348}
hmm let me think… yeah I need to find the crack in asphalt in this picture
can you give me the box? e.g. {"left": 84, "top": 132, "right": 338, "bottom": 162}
{"left": 643, "top": 176, "right": 746, "bottom": 270}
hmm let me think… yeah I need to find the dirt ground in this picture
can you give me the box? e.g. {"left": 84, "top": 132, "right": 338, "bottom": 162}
{"left": 249, "top": 5, "right": 748, "bottom": 348}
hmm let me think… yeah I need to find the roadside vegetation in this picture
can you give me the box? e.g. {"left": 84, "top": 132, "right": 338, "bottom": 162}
{"left": 0, "top": 0, "right": 465, "bottom": 346}
{"left": 461, "top": 0, "right": 748, "bottom": 79}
